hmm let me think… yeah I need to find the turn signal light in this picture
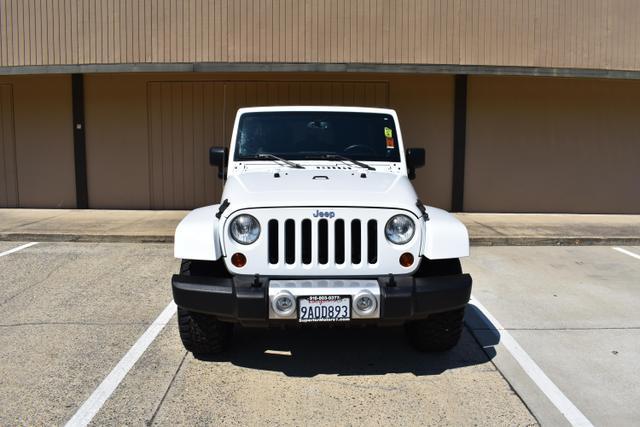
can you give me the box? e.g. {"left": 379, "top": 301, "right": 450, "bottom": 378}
{"left": 231, "top": 252, "right": 247, "bottom": 268}
{"left": 399, "top": 252, "right": 414, "bottom": 267}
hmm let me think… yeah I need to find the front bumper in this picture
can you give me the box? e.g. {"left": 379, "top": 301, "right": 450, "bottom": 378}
{"left": 171, "top": 273, "right": 472, "bottom": 327}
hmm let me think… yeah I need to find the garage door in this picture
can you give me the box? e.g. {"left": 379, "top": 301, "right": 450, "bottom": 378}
{"left": 0, "top": 84, "right": 18, "bottom": 208}
{"left": 147, "top": 81, "right": 389, "bottom": 209}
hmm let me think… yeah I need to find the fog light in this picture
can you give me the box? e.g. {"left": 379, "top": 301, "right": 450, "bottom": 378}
{"left": 231, "top": 252, "right": 247, "bottom": 268}
{"left": 272, "top": 291, "right": 296, "bottom": 316}
{"left": 357, "top": 296, "right": 373, "bottom": 311}
{"left": 399, "top": 252, "right": 414, "bottom": 267}
{"left": 353, "top": 291, "right": 377, "bottom": 316}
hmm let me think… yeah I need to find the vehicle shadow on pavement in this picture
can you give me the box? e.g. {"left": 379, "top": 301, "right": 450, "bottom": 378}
{"left": 198, "top": 313, "right": 499, "bottom": 377}
{"left": 464, "top": 304, "right": 500, "bottom": 361}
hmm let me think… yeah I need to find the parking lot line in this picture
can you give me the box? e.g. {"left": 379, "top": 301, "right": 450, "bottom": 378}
{"left": 470, "top": 295, "right": 594, "bottom": 427}
{"left": 64, "top": 301, "right": 177, "bottom": 427}
{"left": 612, "top": 246, "right": 640, "bottom": 260}
{"left": 0, "top": 242, "right": 38, "bottom": 258}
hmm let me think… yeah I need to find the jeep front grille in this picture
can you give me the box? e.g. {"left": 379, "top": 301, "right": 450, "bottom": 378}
{"left": 267, "top": 218, "right": 378, "bottom": 266}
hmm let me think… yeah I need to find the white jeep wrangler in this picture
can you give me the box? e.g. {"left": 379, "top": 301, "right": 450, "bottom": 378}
{"left": 172, "top": 106, "right": 471, "bottom": 355}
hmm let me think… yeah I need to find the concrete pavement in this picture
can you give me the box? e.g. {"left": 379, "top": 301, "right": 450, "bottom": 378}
{"left": 1, "top": 208, "right": 639, "bottom": 245}
{"left": 2, "top": 240, "right": 640, "bottom": 425}
{"left": 92, "top": 326, "right": 536, "bottom": 426}
{"left": 0, "top": 242, "right": 179, "bottom": 425}
{"left": 464, "top": 245, "right": 640, "bottom": 426}
{"left": 0, "top": 242, "right": 536, "bottom": 426}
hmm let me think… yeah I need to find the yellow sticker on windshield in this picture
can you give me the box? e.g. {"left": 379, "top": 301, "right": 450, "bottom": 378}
{"left": 384, "top": 127, "right": 393, "bottom": 138}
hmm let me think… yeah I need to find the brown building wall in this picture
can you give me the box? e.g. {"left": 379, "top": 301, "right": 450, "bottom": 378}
{"left": 0, "top": 74, "right": 75, "bottom": 208}
{"left": 84, "top": 73, "right": 454, "bottom": 210}
{"left": 147, "top": 80, "right": 390, "bottom": 209}
{"left": 2, "top": 0, "right": 640, "bottom": 72}
{"left": 465, "top": 76, "right": 640, "bottom": 213}
{"left": 84, "top": 74, "right": 150, "bottom": 209}
{"left": 3, "top": 72, "right": 638, "bottom": 213}
{"left": 0, "top": 83, "right": 18, "bottom": 207}
{"left": 390, "top": 76, "right": 453, "bottom": 209}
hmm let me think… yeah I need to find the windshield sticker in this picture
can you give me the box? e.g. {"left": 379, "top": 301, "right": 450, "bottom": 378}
{"left": 384, "top": 127, "right": 395, "bottom": 148}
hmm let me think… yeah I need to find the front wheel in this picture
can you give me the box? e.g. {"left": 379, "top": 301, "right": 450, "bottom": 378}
{"left": 177, "top": 259, "right": 233, "bottom": 356}
{"left": 177, "top": 307, "right": 233, "bottom": 356}
{"left": 405, "top": 307, "right": 465, "bottom": 352}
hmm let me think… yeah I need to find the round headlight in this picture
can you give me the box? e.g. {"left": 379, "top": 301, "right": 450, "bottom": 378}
{"left": 385, "top": 214, "right": 415, "bottom": 245}
{"left": 230, "top": 214, "right": 261, "bottom": 245}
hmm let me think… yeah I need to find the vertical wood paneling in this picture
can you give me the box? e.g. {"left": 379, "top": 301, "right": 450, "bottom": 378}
{"left": 159, "top": 83, "right": 172, "bottom": 206}
{"left": 5, "top": 1, "right": 637, "bottom": 71}
{"left": 148, "top": 81, "right": 227, "bottom": 209}
{"left": 0, "top": 84, "right": 19, "bottom": 207}
{"left": 147, "top": 83, "right": 162, "bottom": 208}
{"left": 147, "top": 80, "right": 387, "bottom": 209}
{"left": 1, "top": 1, "right": 8, "bottom": 65}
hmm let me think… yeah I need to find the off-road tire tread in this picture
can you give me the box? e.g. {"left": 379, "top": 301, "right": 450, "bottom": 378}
{"left": 177, "top": 307, "right": 232, "bottom": 355}
{"left": 177, "top": 259, "right": 233, "bottom": 355}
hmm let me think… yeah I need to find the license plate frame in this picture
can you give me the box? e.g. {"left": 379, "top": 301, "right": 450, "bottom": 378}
{"left": 297, "top": 295, "right": 351, "bottom": 323}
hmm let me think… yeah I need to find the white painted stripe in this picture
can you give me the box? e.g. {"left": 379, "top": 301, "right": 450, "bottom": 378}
{"left": 470, "top": 296, "right": 593, "bottom": 427}
{"left": 0, "top": 242, "right": 39, "bottom": 257}
{"left": 612, "top": 246, "right": 640, "bottom": 260}
{"left": 65, "top": 301, "right": 177, "bottom": 427}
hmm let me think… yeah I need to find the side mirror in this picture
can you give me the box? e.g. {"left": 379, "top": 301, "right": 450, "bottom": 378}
{"left": 209, "top": 146, "right": 228, "bottom": 179}
{"left": 406, "top": 148, "right": 426, "bottom": 180}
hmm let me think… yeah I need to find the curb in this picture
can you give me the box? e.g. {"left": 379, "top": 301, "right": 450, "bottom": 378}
{"left": 470, "top": 237, "right": 640, "bottom": 246}
{"left": 2, "top": 233, "right": 639, "bottom": 246}
{"left": 0, "top": 233, "right": 173, "bottom": 244}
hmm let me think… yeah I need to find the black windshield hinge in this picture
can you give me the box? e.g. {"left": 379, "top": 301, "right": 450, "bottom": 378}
{"left": 416, "top": 199, "right": 429, "bottom": 221}
{"left": 215, "top": 199, "right": 230, "bottom": 219}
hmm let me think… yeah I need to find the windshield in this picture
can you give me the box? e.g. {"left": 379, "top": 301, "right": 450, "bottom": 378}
{"left": 234, "top": 111, "right": 401, "bottom": 162}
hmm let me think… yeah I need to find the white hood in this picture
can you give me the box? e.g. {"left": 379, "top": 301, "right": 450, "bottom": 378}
{"left": 220, "top": 168, "right": 421, "bottom": 215}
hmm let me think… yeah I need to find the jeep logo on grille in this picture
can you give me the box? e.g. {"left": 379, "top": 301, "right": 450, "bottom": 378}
{"left": 312, "top": 210, "right": 336, "bottom": 218}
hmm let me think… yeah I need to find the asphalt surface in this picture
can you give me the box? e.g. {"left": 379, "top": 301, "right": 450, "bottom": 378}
{"left": 1, "top": 242, "right": 639, "bottom": 425}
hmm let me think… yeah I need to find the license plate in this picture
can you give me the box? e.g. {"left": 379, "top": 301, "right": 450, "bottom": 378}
{"left": 298, "top": 295, "right": 350, "bottom": 323}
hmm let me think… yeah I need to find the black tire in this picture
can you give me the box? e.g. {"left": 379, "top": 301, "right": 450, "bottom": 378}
{"left": 177, "top": 259, "right": 233, "bottom": 356}
{"left": 405, "top": 257, "right": 465, "bottom": 352}
{"left": 405, "top": 307, "right": 465, "bottom": 352}
{"left": 177, "top": 307, "right": 233, "bottom": 356}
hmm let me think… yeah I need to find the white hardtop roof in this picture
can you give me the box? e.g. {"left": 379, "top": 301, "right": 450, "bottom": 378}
{"left": 236, "top": 106, "right": 398, "bottom": 115}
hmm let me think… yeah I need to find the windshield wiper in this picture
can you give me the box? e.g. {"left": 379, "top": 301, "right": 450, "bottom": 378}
{"left": 250, "top": 153, "right": 305, "bottom": 169}
{"left": 317, "top": 154, "right": 376, "bottom": 171}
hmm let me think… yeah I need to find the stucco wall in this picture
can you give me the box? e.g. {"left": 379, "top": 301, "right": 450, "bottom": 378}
{"left": 0, "top": 74, "right": 75, "bottom": 208}
{"left": 465, "top": 76, "right": 640, "bottom": 213}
